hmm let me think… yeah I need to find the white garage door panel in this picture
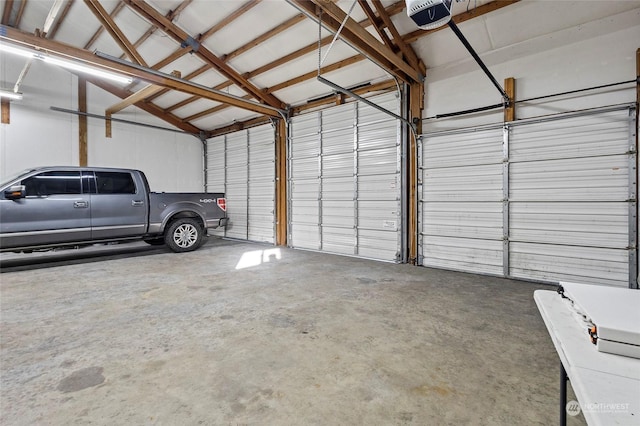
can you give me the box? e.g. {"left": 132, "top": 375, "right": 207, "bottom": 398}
{"left": 510, "top": 243, "right": 628, "bottom": 287}
{"left": 358, "top": 175, "right": 398, "bottom": 201}
{"left": 423, "top": 129, "right": 504, "bottom": 168}
{"left": 510, "top": 156, "right": 629, "bottom": 202}
{"left": 205, "top": 137, "right": 226, "bottom": 237}
{"left": 422, "top": 202, "right": 503, "bottom": 240}
{"left": 510, "top": 202, "right": 628, "bottom": 248}
{"left": 323, "top": 129, "right": 354, "bottom": 155}
{"left": 323, "top": 177, "right": 355, "bottom": 199}
{"left": 289, "top": 92, "right": 401, "bottom": 261}
{"left": 423, "top": 164, "right": 503, "bottom": 202}
{"left": 422, "top": 236, "right": 504, "bottom": 275}
{"left": 508, "top": 107, "right": 635, "bottom": 287}
{"left": 358, "top": 201, "right": 398, "bottom": 231}
{"left": 358, "top": 147, "right": 398, "bottom": 176}
{"left": 510, "top": 112, "right": 630, "bottom": 162}
{"left": 291, "top": 224, "right": 320, "bottom": 250}
{"left": 322, "top": 104, "right": 354, "bottom": 131}
{"left": 420, "top": 126, "right": 505, "bottom": 275}
{"left": 323, "top": 154, "right": 353, "bottom": 177}
{"left": 322, "top": 201, "right": 354, "bottom": 224}
{"left": 205, "top": 124, "right": 276, "bottom": 243}
{"left": 358, "top": 229, "right": 398, "bottom": 260}
{"left": 322, "top": 227, "right": 355, "bottom": 255}
{"left": 291, "top": 135, "right": 319, "bottom": 157}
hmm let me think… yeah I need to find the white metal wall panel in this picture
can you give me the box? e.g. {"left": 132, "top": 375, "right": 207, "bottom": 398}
{"left": 509, "top": 109, "right": 634, "bottom": 287}
{"left": 205, "top": 124, "right": 275, "bottom": 243}
{"left": 356, "top": 95, "right": 401, "bottom": 261}
{"left": 289, "top": 92, "right": 401, "bottom": 261}
{"left": 248, "top": 126, "right": 276, "bottom": 243}
{"left": 322, "top": 102, "right": 357, "bottom": 256}
{"left": 205, "top": 135, "right": 226, "bottom": 237}
{"left": 225, "top": 132, "right": 249, "bottom": 240}
{"left": 420, "top": 128, "right": 505, "bottom": 275}
{"left": 289, "top": 114, "right": 321, "bottom": 250}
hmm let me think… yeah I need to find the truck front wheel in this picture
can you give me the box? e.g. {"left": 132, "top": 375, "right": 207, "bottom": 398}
{"left": 165, "top": 218, "right": 204, "bottom": 252}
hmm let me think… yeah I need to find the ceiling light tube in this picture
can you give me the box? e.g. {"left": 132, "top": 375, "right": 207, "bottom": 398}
{"left": 42, "top": 56, "right": 133, "bottom": 84}
{"left": 0, "top": 89, "right": 23, "bottom": 100}
{"left": 0, "top": 43, "right": 36, "bottom": 59}
{"left": 1, "top": 43, "right": 133, "bottom": 85}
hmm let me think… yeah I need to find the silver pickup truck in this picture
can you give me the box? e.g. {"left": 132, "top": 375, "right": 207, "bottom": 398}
{"left": 0, "top": 167, "right": 228, "bottom": 253}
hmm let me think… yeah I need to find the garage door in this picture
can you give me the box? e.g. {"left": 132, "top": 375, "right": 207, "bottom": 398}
{"left": 205, "top": 124, "right": 276, "bottom": 243}
{"left": 289, "top": 92, "right": 402, "bottom": 261}
{"left": 419, "top": 126, "right": 505, "bottom": 275}
{"left": 420, "top": 105, "right": 637, "bottom": 287}
{"left": 508, "top": 107, "right": 636, "bottom": 287}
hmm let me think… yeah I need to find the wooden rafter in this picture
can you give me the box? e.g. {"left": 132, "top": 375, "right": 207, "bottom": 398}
{"left": 123, "top": 0, "right": 284, "bottom": 109}
{"left": 14, "top": 0, "right": 27, "bottom": 27}
{"left": 126, "top": 0, "right": 192, "bottom": 57}
{"left": 199, "top": 0, "right": 515, "bottom": 133}
{"left": 0, "top": 26, "right": 282, "bottom": 117}
{"left": 144, "top": 0, "right": 260, "bottom": 71}
{"left": 160, "top": 1, "right": 405, "bottom": 115}
{"left": 290, "top": 0, "right": 421, "bottom": 83}
{"left": 46, "top": 0, "right": 75, "bottom": 39}
{"left": 84, "top": 0, "right": 147, "bottom": 66}
{"left": 1, "top": 0, "right": 13, "bottom": 26}
{"left": 357, "top": 0, "right": 393, "bottom": 50}
{"left": 86, "top": 76, "right": 202, "bottom": 135}
{"left": 84, "top": 2, "right": 125, "bottom": 49}
{"left": 222, "top": 13, "right": 306, "bottom": 62}
{"left": 372, "top": 0, "right": 422, "bottom": 72}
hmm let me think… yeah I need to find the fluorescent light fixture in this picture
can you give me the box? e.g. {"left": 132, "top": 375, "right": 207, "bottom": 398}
{"left": 42, "top": 56, "right": 132, "bottom": 84}
{"left": 0, "top": 43, "right": 36, "bottom": 59}
{"left": 0, "top": 43, "right": 133, "bottom": 84}
{"left": 0, "top": 89, "right": 23, "bottom": 100}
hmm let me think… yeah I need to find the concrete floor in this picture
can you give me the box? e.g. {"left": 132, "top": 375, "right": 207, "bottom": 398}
{"left": 0, "top": 238, "right": 587, "bottom": 425}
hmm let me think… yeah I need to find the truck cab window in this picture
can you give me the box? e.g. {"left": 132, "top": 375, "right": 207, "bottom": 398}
{"left": 95, "top": 172, "right": 136, "bottom": 194}
{"left": 22, "top": 171, "right": 81, "bottom": 196}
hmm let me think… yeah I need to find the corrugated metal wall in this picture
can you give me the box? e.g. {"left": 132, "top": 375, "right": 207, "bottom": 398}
{"left": 205, "top": 123, "right": 276, "bottom": 243}
{"left": 420, "top": 105, "right": 637, "bottom": 287}
{"left": 288, "top": 92, "right": 402, "bottom": 261}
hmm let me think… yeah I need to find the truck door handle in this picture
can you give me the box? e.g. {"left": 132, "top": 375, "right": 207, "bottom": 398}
{"left": 74, "top": 201, "right": 89, "bottom": 208}
{"left": 132, "top": 200, "right": 144, "bottom": 206}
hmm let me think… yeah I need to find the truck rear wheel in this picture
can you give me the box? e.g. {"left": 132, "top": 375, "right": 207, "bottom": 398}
{"left": 165, "top": 218, "right": 204, "bottom": 252}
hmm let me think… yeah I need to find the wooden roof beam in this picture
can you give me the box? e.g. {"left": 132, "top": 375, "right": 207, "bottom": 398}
{"left": 372, "top": 0, "right": 423, "bottom": 73}
{"left": 357, "top": 0, "right": 393, "bottom": 50}
{"left": 1, "top": 0, "right": 14, "bottom": 26}
{"left": 84, "top": 2, "right": 125, "bottom": 49}
{"left": 107, "top": 78, "right": 178, "bottom": 115}
{"left": 46, "top": 0, "right": 75, "bottom": 39}
{"left": 86, "top": 76, "right": 202, "bottom": 135}
{"left": 84, "top": 0, "right": 148, "bottom": 66}
{"left": 123, "top": 0, "right": 285, "bottom": 109}
{"left": 158, "top": 2, "right": 404, "bottom": 114}
{"left": 291, "top": 0, "right": 421, "bottom": 83}
{"left": 14, "top": 0, "right": 27, "bottom": 27}
{"left": 0, "top": 26, "right": 282, "bottom": 117}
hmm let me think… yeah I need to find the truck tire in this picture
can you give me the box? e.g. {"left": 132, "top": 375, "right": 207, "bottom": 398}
{"left": 164, "top": 218, "right": 204, "bottom": 252}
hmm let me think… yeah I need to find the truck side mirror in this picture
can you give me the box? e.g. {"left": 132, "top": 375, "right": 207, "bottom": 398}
{"left": 4, "top": 185, "right": 26, "bottom": 200}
